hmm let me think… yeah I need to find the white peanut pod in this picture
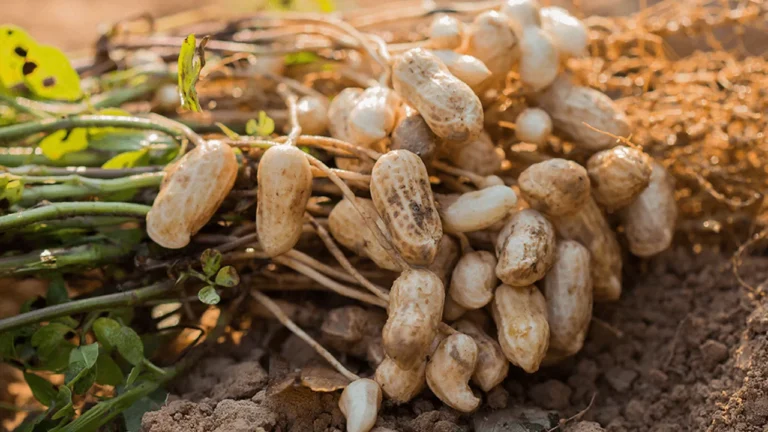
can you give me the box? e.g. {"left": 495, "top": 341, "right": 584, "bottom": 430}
{"left": 622, "top": 161, "right": 677, "bottom": 257}
{"left": 392, "top": 48, "right": 484, "bottom": 142}
{"left": 443, "top": 295, "right": 468, "bottom": 321}
{"left": 501, "top": 0, "right": 542, "bottom": 36}
{"left": 449, "top": 251, "right": 498, "bottom": 309}
{"left": 426, "top": 333, "right": 480, "bottom": 413}
{"left": 391, "top": 105, "right": 439, "bottom": 162}
{"left": 347, "top": 86, "right": 401, "bottom": 146}
{"left": 544, "top": 240, "right": 593, "bottom": 356}
{"left": 382, "top": 269, "right": 445, "bottom": 369}
{"left": 495, "top": 209, "right": 557, "bottom": 287}
{"left": 328, "top": 197, "right": 401, "bottom": 272}
{"left": 540, "top": 6, "right": 588, "bottom": 58}
{"left": 587, "top": 145, "right": 653, "bottom": 212}
{"left": 552, "top": 196, "right": 622, "bottom": 301}
{"left": 531, "top": 74, "right": 631, "bottom": 151}
{"left": 492, "top": 284, "right": 550, "bottom": 373}
{"left": 431, "top": 50, "right": 492, "bottom": 93}
{"left": 519, "top": 26, "right": 559, "bottom": 91}
{"left": 427, "top": 14, "right": 464, "bottom": 50}
{"left": 445, "top": 131, "right": 502, "bottom": 176}
{"left": 296, "top": 95, "right": 329, "bottom": 136}
{"left": 514, "top": 108, "right": 553, "bottom": 145}
{"left": 371, "top": 150, "right": 443, "bottom": 266}
{"left": 517, "top": 158, "right": 591, "bottom": 217}
{"left": 147, "top": 140, "right": 238, "bottom": 249}
{"left": 339, "top": 379, "right": 382, "bottom": 432}
{"left": 462, "top": 11, "right": 518, "bottom": 84}
{"left": 437, "top": 186, "right": 517, "bottom": 233}
{"left": 374, "top": 357, "right": 426, "bottom": 404}
{"left": 328, "top": 88, "right": 375, "bottom": 173}
{"left": 256, "top": 145, "right": 313, "bottom": 257}
{"left": 427, "top": 234, "right": 461, "bottom": 286}
{"left": 453, "top": 319, "right": 509, "bottom": 392}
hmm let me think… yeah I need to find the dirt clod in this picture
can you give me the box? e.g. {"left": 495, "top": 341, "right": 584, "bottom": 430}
{"left": 528, "top": 380, "right": 572, "bottom": 410}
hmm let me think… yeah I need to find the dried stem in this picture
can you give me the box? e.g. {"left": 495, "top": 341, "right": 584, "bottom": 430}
{"left": 277, "top": 84, "right": 302, "bottom": 147}
{"left": 284, "top": 249, "right": 362, "bottom": 286}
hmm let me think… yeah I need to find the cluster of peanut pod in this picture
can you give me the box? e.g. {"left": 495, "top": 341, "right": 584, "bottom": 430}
{"left": 143, "top": 1, "right": 677, "bottom": 430}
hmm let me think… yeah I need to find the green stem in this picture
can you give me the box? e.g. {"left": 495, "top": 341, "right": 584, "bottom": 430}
{"left": 0, "top": 94, "right": 49, "bottom": 119}
{"left": 18, "top": 216, "right": 134, "bottom": 233}
{"left": 6, "top": 165, "right": 164, "bottom": 178}
{"left": 0, "top": 242, "right": 137, "bottom": 276}
{"left": 0, "top": 202, "right": 151, "bottom": 231}
{"left": 0, "top": 148, "right": 109, "bottom": 167}
{"left": 0, "top": 281, "right": 175, "bottom": 333}
{"left": 19, "top": 172, "right": 164, "bottom": 205}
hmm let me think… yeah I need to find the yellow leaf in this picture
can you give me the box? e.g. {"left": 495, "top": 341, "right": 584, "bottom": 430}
{"left": 101, "top": 149, "right": 150, "bottom": 169}
{"left": 23, "top": 44, "right": 82, "bottom": 101}
{"left": 39, "top": 128, "right": 88, "bottom": 160}
{"left": 177, "top": 34, "right": 207, "bottom": 113}
{"left": 0, "top": 25, "right": 38, "bottom": 88}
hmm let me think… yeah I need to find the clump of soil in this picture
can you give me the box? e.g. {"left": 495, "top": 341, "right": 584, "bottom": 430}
{"left": 140, "top": 248, "right": 768, "bottom": 431}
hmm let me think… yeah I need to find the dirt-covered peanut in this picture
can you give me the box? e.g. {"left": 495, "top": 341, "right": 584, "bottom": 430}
{"left": 382, "top": 269, "right": 445, "bottom": 369}
{"left": 391, "top": 105, "right": 438, "bottom": 162}
{"left": 427, "top": 14, "right": 464, "bottom": 50}
{"left": 462, "top": 11, "right": 518, "bottom": 84}
{"left": 544, "top": 240, "right": 593, "bottom": 356}
{"left": 443, "top": 295, "right": 468, "bottom": 321}
{"left": 147, "top": 140, "right": 238, "bottom": 249}
{"left": 374, "top": 357, "right": 426, "bottom": 404}
{"left": 492, "top": 284, "right": 549, "bottom": 373}
{"left": 519, "top": 26, "right": 559, "bottom": 91}
{"left": 257, "top": 145, "right": 313, "bottom": 257}
{"left": 348, "top": 86, "right": 401, "bottom": 146}
{"left": 339, "top": 379, "right": 381, "bottom": 432}
{"left": 431, "top": 50, "right": 492, "bottom": 93}
{"left": 321, "top": 306, "right": 387, "bottom": 366}
{"left": 371, "top": 150, "right": 442, "bottom": 266}
{"left": 517, "top": 158, "right": 591, "bottom": 216}
{"left": 426, "top": 333, "right": 480, "bottom": 412}
{"left": 587, "top": 145, "right": 653, "bottom": 211}
{"left": 540, "top": 6, "right": 588, "bottom": 58}
{"left": 622, "top": 161, "right": 677, "bottom": 257}
{"left": 552, "top": 196, "right": 622, "bottom": 301}
{"left": 296, "top": 95, "right": 329, "bottom": 136}
{"left": 531, "top": 74, "right": 631, "bottom": 151}
{"left": 515, "top": 107, "right": 553, "bottom": 145}
{"left": 427, "top": 234, "right": 461, "bottom": 286}
{"left": 449, "top": 251, "right": 498, "bottom": 310}
{"left": 437, "top": 186, "right": 517, "bottom": 233}
{"left": 495, "top": 209, "right": 557, "bottom": 286}
{"left": 328, "top": 88, "right": 375, "bottom": 172}
{"left": 453, "top": 319, "right": 509, "bottom": 392}
{"left": 392, "top": 48, "right": 483, "bottom": 142}
{"left": 501, "top": 0, "right": 542, "bottom": 36}
{"left": 329, "top": 197, "right": 400, "bottom": 272}
{"left": 444, "top": 131, "right": 502, "bottom": 176}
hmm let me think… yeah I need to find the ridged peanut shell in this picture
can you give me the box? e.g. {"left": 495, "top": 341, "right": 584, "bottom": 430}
{"left": 453, "top": 319, "right": 509, "bottom": 392}
{"left": 517, "top": 158, "right": 591, "bottom": 216}
{"left": 492, "top": 284, "right": 550, "bottom": 373}
{"left": 622, "top": 161, "right": 677, "bottom": 257}
{"left": 374, "top": 357, "right": 426, "bottom": 404}
{"left": 495, "top": 209, "right": 557, "bottom": 286}
{"left": 587, "top": 146, "right": 652, "bottom": 211}
{"left": 329, "top": 197, "right": 401, "bottom": 272}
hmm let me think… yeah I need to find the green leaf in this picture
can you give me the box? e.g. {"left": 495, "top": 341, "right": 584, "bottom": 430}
{"left": 95, "top": 353, "right": 124, "bottom": 386}
{"left": 177, "top": 34, "right": 207, "bottom": 112}
{"left": 11, "top": 413, "right": 47, "bottom": 432}
{"left": 215, "top": 266, "right": 240, "bottom": 287}
{"left": 24, "top": 373, "right": 57, "bottom": 406}
{"left": 31, "top": 323, "right": 72, "bottom": 359}
{"left": 93, "top": 317, "right": 121, "bottom": 353}
{"left": 101, "top": 148, "right": 150, "bottom": 169}
{"left": 200, "top": 249, "right": 222, "bottom": 277}
{"left": 122, "top": 388, "right": 168, "bottom": 432}
{"left": 22, "top": 44, "right": 82, "bottom": 101}
{"left": 69, "top": 343, "right": 99, "bottom": 369}
{"left": 197, "top": 285, "right": 220, "bottom": 305}
{"left": 65, "top": 343, "right": 99, "bottom": 394}
{"left": 50, "top": 386, "right": 73, "bottom": 420}
{"left": 0, "top": 331, "right": 16, "bottom": 359}
{"left": 39, "top": 128, "right": 88, "bottom": 161}
{"left": 115, "top": 326, "right": 144, "bottom": 366}
{"left": 1, "top": 178, "right": 24, "bottom": 205}
{"left": 284, "top": 51, "right": 321, "bottom": 66}
{"left": 46, "top": 274, "right": 69, "bottom": 306}
{"left": 216, "top": 122, "right": 241, "bottom": 139}
{"left": 246, "top": 111, "right": 275, "bottom": 137}
{"left": 126, "top": 363, "right": 142, "bottom": 386}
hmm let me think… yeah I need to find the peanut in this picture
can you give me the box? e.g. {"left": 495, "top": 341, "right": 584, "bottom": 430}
{"left": 453, "top": 319, "right": 509, "bottom": 392}
{"left": 427, "top": 234, "right": 461, "bottom": 286}
{"left": 328, "top": 88, "right": 375, "bottom": 173}
{"left": 492, "top": 284, "right": 549, "bottom": 373}
{"left": 495, "top": 209, "right": 556, "bottom": 286}
{"left": 443, "top": 295, "right": 468, "bottom": 321}
{"left": 321, "top": 306, "right": 387, "bottom": 366}
{"left": 427, "top": 14, "right": 464, "bottom": 50}
{"left": 514, "top": 107, "right": 553, "bottom": 145}
{"left": 531, "top": 74, "right": 631, "bottom": 151}
{"left": 256, "top": 145, "right": 313, "bottom": 257}
{"left": 544, "top": 240, "right": 593, "bottom": 356}
{"left": 426, "top": 333, "right": 480, "bottom": 412}
{"left": 444, "top": 131, "right": 502, "bottom": 176}
{"left": 449, "top": 251, "right": 498, "bottom": 309}
{"left": 437, "top": 186, "right": 517, "bottom": 233}
{"left": 501, "top": 0, "right": 542, "bottom": 36}
{"left": 296, "top": 95, "right": 329, "bottom": 136}
{"left": 540, "top": 6, "right": 588, "bottom": 58}
{"left": 370, "top": 150, "right": 442, "bottom": 266}
{"left": 517, "top": 158, "right": 591, "bottom": 216}
{"left": 462, "top": 11, "right": 518, "bottom": 85}
{"left": 431, "top": 50, "right": 492, "bottom": 93}
{"left": 391, "top": 105, "right": 439, "bottom": 162}
{"left": 519, "top": 26, "right": 559, "bottom": 91}
{"left": 147, "top": 140, "right": 237, "bottom": 249}
{"left": 339, "top": 378, "right": 382, "bottom": 432}
{"left": 382, "top": 269, "right": 445, "bottom": 369}
{"left": 348, "top": 86, "right": 401, "bottom": 146}
{"left": 622, "top": 161, "right": 677, "bottom": 257}
{"left": 587, "top": 145, "right": 653, "bottom": 211}
{"left": 392, "top": 48, "right": 484, "bottom": 142}
{"left": 374, "top": 357, "right": 426, "bottom": 404}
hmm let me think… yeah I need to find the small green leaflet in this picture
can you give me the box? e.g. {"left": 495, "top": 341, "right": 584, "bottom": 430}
{"left": 39, "top": 128, "right": 88, "bottom": 161}
{"left": 177, "top": 34, "right": 208, "bottom": 113}
{"left": 101, "top": 149, "right": 150, "bottom": 169}
{"left": 115, "top": 326, "right": 145, "bottom": 366}
{"left": 246, "top": 111, "right": 275, "bottom": 137}
{"left": 31, "top": 322, "right": 72, "bottom": 359}
{"left": 24, "top": 373, "right": 57, "bottom": 406}
{"left": 50, "top": 386, "right": 74, "bottom": 420}
{"left": 1, "top": 178, "right": 24, "bottom": 205}
{"left": 198, "top": 286, "right": 220, "bottom": 305}
{"left": 46, "top": 273, "right": 69, "bottom": 306}
{"left": 215, "top": 266, "right": 240, "bottom": 287}
{"left": 200, "top": 249, "right": 222, "bottom": 277}
{"left": 284, "top": 51, "right": 321, "bottom": 66}
{"left": 95, "top": 353, "right": 124, "bottom": 386}
{"left": 92, "top": 317, "right": 121, "bottom": 352}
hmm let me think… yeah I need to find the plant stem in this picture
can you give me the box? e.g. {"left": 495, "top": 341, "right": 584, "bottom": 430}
{"left": 0, "top": 242, "right": 137, "bottom": 276}
{"left": 0, "top": 202, "right": 151, "bottom": 232}
{"left": 17, "top": 216, "right": 134, "bottom": 233}
{"left": 6, "top": 165, "right": 164, "bottom": 178}
{"left": 0, "top": 94, "right": 49, "bottom": 119}
{"left": 19, "top": 172, "right": 164, "bottom": 205}
{"left": 0, "top": 280, "right": 175, "bottom": 333}
{"left": 0, "top": 148, "right": 110, "bottom": 167}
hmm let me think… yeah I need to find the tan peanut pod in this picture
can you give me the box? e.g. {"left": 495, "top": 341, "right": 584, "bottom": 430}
{"left": 370, "top": 150, "right": 443, "bottom": 266}
{"left": 348, "top": 86, "right": 401, "bottom": 146}
{"left": 462, "top": 11, "right": 518, "bottom": 85}
{"left": 374, "top": 357, "right": 426, "bottom": 404}
{"left": 495, "top": 209, "right": 556, "bottom": 287}
{"left": 382, "top": 269, "right": 445, "bottom": 369}
{"left": 519, "top": 26, "right": 559, "bottom": 91}
{"left": 515, "top": 108, "right": 553, "bottom": 145}
{"left": 427, "top": 234, "right": 461, "bottom": 286}
{"left": 431, "top": 50, "right": 492, "bottom": 93}
{"left": 426, "top": 333, "right": 480, "bottom": 413}
{"left": 445, "top": 131, "right": 502, "bottom": 176}
{"left": 587, "top": 145, "right": 653, "bottom": 212}
{"left": 530, "top": 74, "right": 631, "bottom": 151}
{"left": 453, "top": 319, "right": 509, "bottom": 392}
{"left": 517, "top": 158, "right": 591, "bottom": 217}
{"left": 296, "top": 95, "right": 329, "bottom": 136}
{"left": 501, "top": 0, "right": 542, "bottom": 36}
{"left": 427, "top": 14, "right": 464, "bottom": 50}
{"left": 540, "top": 6, "right": 588, "bottom": 58}
{"left": 391, "top": 105, "right": 438, "bottom": 163}
{"left": 257, "top": 145, "right": 313, "bottom": 257}
{"left": 621, "top": 161, "right": 677, "bottom": 257}
{"left": 544, "top": 240, "right": 593, "bottom": 356}
{"left": 249, "top": 55, "right": 286, "bottom": 77}
{"left": 552, "top": 196, "right": 622, "bottom": 301}
{"left": 443, "top": 295, "right": 468, "bottom": 321}
{"left": 339, "top": 378, "right": 382, "bottom": 432}
{"left": 437, "top": 185, "right": 517, "bottom": 233}
{"left": 449, "top": 251, "right": 498, "bottom": 310}
{"left": 328, "top": 88, "right": 374, "bottom": 173}
{"left": 147, "top": 140, "right": 237, "bottom": 249}
{"left": 492, "top": 284, "right": 549, "bottom": 373}
{"left": 328, "top": 197, "right": 401, "bottom": 272}
{"left": 392, "top": 48, "right": 484, "bottom": 142}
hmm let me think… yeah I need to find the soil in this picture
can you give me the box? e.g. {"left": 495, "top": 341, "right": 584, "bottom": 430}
{"left": 136, "top": 247, "right": 768, "bottom": 432}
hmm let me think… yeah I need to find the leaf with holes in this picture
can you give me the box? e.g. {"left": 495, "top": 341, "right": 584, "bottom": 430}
{"left": 38, "top": 128, "right": 88, "bottom": 161}
{"left": 0, "top": 25, "right": 38, "bottom": 88}
{"left": 22, "top": 44, "right": 82, "bottom": 101}
{"left": 177, "top": 34, "right": 207, "bottom": 112}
